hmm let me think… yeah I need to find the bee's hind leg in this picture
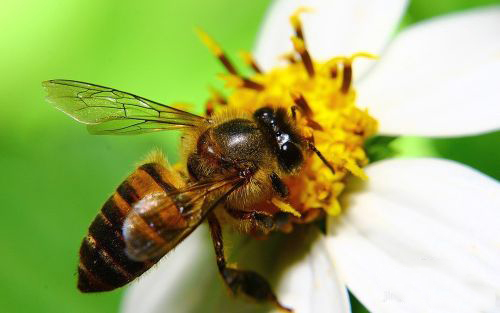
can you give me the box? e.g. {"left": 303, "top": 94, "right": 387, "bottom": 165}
{"left": 207, "top": 213, "right": 292, "bottom": 312}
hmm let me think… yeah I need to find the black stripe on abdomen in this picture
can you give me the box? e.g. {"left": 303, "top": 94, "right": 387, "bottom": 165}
{"left": 90, "top": 211, "right": 149, "bottom": 272}
{"left": 139, "top": 163, "right": 176, "bottom": 193}
{"left": 100, "top": 197, "right": 127, "bottom": 232}
{"left": 116, "top": 180, "right": 139, "bottom": 204}
{"left": 79, "top": 236, "right": 129, "bottom": 289}
{"left": 78, "top": 199, "right": 152, "bottom": 292}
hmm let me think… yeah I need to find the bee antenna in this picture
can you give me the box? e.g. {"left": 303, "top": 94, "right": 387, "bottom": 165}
{"left": 307, "top": 141, "right": 335, "bottom": 175}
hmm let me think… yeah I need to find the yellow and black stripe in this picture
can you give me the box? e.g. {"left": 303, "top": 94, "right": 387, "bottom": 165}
{"left": 77, "top": 163, "right": 179, "bottom": 292}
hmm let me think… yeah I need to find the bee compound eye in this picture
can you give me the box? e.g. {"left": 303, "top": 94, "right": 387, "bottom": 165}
{"left": 279, "top": 142, "right": 303, "bottom": 172}
{"left": 253, "top": 107, "right": 274, "bottom": 123}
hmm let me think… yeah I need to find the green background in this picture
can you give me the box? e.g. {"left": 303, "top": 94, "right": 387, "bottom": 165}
{"left": 0, "top": 0, "right": 498, "bottom": 312}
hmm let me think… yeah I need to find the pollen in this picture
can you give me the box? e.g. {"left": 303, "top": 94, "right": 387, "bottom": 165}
{"left": 199, "top": 10, "right": 378, "bottom": 219}
{"left": 271, "top": 197, "right": 302, "bottom": 218}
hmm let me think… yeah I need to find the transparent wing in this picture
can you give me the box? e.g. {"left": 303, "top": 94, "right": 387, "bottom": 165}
{"left": 123, "top": 176, "right": 243, "bottom": 261}
{"left": 42, "top": 79, "right": 208, "bottom": 135}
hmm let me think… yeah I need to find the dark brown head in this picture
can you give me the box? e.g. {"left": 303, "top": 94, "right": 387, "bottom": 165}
{"left": 253, "top": 107, "right": 304, "bottom": 173}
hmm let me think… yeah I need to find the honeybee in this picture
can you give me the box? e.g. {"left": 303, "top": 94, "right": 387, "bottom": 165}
{"left": 43, "top": 78, "right": 334, "bottom": 312}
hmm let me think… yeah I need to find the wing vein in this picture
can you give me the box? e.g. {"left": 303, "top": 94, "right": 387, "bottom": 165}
{"left": 43, "top": 79, "right": 209, "bottom": 135}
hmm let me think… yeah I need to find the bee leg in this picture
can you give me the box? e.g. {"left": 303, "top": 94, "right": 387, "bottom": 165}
{"left": 226, "top": 208, "right": 275, "bottom": 230}
{"left": 207, "top": 213, "right": 292, "bottom": 312}
{"left": 270, "top": 172, "right": 289, "bottom": 198}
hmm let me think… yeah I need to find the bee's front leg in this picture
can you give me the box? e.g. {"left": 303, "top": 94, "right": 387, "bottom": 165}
{"left": 207, "top": 213, "right": 292, "bottom": 312}
{"left": 225, "top": 207, "right": 275, "bottom": 231}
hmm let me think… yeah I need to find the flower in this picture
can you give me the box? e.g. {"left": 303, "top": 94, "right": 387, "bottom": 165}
{"left": 121, "top": 1, "right": 500, "bottom": 312}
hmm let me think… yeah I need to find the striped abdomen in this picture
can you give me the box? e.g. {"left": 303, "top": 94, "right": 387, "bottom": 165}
{"left": 78, "top": 162, "right": 181, "bottom": 292}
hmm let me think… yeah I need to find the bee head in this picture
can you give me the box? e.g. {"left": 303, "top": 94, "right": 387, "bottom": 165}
{"left": 253, "top": 107, "right": 304, "bottom": 173}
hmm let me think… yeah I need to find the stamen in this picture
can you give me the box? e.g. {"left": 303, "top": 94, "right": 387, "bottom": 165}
{"left": 330, "top": 64, "right": 338, "bottom": 79}
{"left": 290, "top": 7, "right": 312, "bottom": 41}
{"left": 196, "top": 28, "right": 238, "bottom": 75}
{"left": 240, "top": 78, "right": 265, "bottom": 90}
{"left": 205, "top": 100, "right": 214, "bottom": 117}
{"left": 290, "top": 92, "right": 313, "bottom": 116}
{"left": 340, "top": 62, "right": 352, "bottom": 94}
{"left": 290, "top": 93, "right": 323, "bottom": 130}
{"left": 280, "top": 53, "right": 298, "bottom": 64}
{"left": 324, "top": 53, "right": 378, "bottom": 94}
{"left": 291, "top": 37, "right": 315, "bottom": 77}
{"left": 290, "top": 15, "right": 304, "bottom": 41}
{"left": 291, "top": 105, "right": 297, "bottom": 120}
{"left": 240, "top": 51, "right": 262, "bottom": 73}
{"left": 209, "top": 86, "right": 227, "bottom": 105}
{"left": 351, "top": 52, "right": 379, "bottom": 60}
{"left": 290, "top": 9, "right": 315, "bottom": 77}
{"left": 220, "top": 74, "right": 265, "bottom": 91}
{"left": 205, "top": 86, "right": 228, "bottom": 116}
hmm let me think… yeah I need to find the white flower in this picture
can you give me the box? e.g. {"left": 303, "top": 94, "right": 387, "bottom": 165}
{"left": 121, "top": 1, "right": 500, "bottom": 312}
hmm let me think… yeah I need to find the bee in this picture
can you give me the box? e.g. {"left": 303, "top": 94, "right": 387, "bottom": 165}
{"left": 43, "top": 79, "right": 334, "bottom": 312}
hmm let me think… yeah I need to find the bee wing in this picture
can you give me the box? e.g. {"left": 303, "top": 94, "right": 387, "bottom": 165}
{"left": 42, "top": 79, "right": 208, "bottom": 135}
{"left": 123, "top": 176, "right": 243, "bottom": 261}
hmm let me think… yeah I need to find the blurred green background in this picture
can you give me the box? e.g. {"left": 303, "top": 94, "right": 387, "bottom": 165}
{"left": 0, "top": 0, "right": 498, "bottom": 312}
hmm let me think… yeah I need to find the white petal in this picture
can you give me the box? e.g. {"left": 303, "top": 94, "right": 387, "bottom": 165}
{"left": 327, "top": 158, "right": 500, "bottom": 313}
{"left": 121, "top": 226, "right": 351, "bottom": 313}
{"left": 120, "top": 228, "right": 216, "bottom": 313}
{"left": 358, "top": 7, "right": 500, "bottom": 137}
{"left": 121, "top": 228, "right": 269, "bottom": 313}
{"left": 275, "top": 228, "right": 351, "bottom": 313}
{"left": 254, "top": 0, "right": 408, "bottom": 75}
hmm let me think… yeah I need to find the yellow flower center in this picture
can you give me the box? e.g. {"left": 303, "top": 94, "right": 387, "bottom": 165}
{"left": 198, "top": 10, "right": 378, "bottom": 220}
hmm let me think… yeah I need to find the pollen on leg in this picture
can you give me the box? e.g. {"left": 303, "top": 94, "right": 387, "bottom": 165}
{"left": 271, "top": 197, "right": 301, "bottom": 218}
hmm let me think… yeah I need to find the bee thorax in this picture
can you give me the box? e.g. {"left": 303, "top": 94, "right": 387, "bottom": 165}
{"left": 187, "top": 118, "right": 269, "bottom": 181}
